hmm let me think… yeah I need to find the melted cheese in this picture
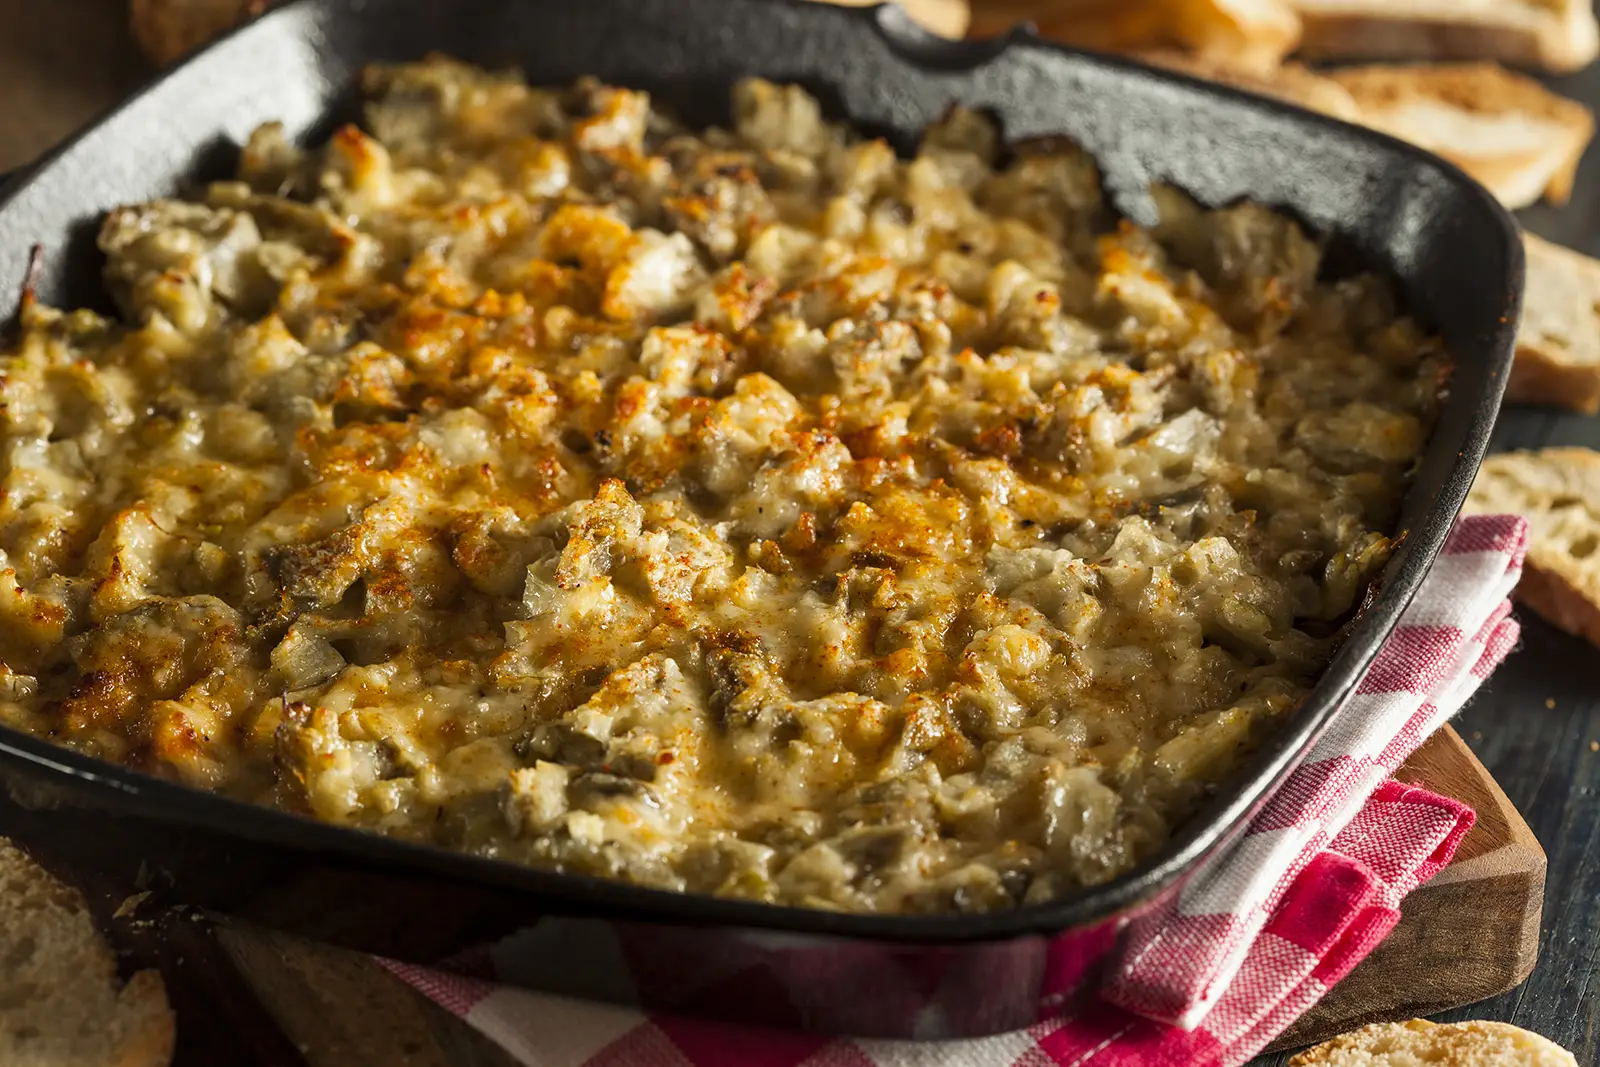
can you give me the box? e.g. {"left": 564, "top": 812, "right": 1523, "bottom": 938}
{"left": 0, "top": 59, "right": 1444, "bottom": 914}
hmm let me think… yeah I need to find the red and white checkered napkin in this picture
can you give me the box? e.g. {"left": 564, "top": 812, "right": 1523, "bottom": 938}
{"left": 385, "top": 514, "right": 1528, "bottom": 1067}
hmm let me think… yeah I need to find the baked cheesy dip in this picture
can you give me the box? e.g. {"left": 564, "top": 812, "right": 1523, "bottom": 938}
{"left": 0, "top": 58, "right": 1443, "bottom": 914}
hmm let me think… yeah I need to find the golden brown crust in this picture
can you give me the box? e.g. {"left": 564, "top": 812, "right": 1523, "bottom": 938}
{"left": 1330, "top": 62, "right": 1592, "bottom": 122}
{"left": 1330, "top": 63, "right": 1594, "bottom": 208}
{"left": 1294, "top": 1, "right": 1600, "bottom": 73}
{"left": 1542, "top": 149, "right": 1585, "bottom": 205}
{"left": 1124, "top": 57, "right": 1593, "bottom": 209}
{"left": 1517, "top": 556, "right": 1600, "bottom": 649}
{"left": 969, "top": 0, "right": 1300, "bottom": 74}
{"left": 1289, "top": 1018, "right": 1578, "bottom": 1065}
{"left": 112, "top": 971, "right": 178, "bottom": 1067}
{"left": 1289, "top": 1019, "right": 1435, "bottom": 1066}
{"left": 0, "top": 61, "right": 1444, "bottom": 915}
{"left": 1468, "top": 448, "right": 1600, "bottom": 652}
{"left": 1133, "top": 49, "right": 1362, "bottom": 121}
{"left": 1507, "top": 343, "right": 1600, "bottom": 414}
{"left": 1509, "top": 234, "right": 1600, "bottom": 411}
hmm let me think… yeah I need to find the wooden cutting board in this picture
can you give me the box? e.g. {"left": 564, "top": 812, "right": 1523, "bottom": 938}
{"left": 1266, "top": 725, "right": 1547, "bottom": 1053}
{"left": 27, "top": 724, "right": 1540, "bottom": 1066}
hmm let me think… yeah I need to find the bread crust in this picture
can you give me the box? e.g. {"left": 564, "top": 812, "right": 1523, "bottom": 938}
{"left": 1330, "top": 62, "right": 1590, "bottom": 121}
{"left": 1289, "top": 1018, "right": 1579, "bottom": 1065}
{"left": 1507, "top": 344, "right": 1600, "bottom": 414}
{"left": 1509, "top": 234, "right": 1600, "bottom": 412}
{"left": 1293, "top": 2, "right": 1600, "bottom": 73}
{"left": 1329, "top": 63, "right": 1595, "bottom": 208}
{"left": 1133, "top": 49, "right": 1362, "bottom": 120}
{"left": 1508, "top": 447, "right": 1600, "bottom": 651}
{"left": 969, "top": 0, "right": 1301, "bottom": 73}
{"left": 1517, "top": 555, "right": 1600, "bottom": 649}
{"left": 1469, "top": 448, "right": 1600, "bottom": 653}
{"left": 109, "top": 970, "right": 177, "bottom": 1067}
{"left": 0, "top": 841, "right": 175, "bottom": 1067}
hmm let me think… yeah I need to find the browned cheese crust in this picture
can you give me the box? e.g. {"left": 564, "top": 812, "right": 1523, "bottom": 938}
{"left": 0, "top": 59, "right": 1443, "bottom": 914}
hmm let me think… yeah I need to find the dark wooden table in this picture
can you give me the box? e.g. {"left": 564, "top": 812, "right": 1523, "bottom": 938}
{"left": 1, "top": 3, "right": 1598, "bottom": 1064}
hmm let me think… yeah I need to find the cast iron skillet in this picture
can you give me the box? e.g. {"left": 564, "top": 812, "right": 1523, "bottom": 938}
{"left": 0, "top": 0, "right": 1520, "bottom": 1039}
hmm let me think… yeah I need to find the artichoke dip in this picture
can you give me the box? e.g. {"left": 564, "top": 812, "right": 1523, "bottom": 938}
{"left": 0, "top": 58, "right": 1443, "bottom": 914}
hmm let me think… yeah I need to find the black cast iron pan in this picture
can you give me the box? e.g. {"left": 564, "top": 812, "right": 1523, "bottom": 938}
{"left": 0, "top": 0, "right": 1520, "bottom": 1039}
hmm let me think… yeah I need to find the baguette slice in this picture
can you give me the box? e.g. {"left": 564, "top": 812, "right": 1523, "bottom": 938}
{"left": 1128, "top": 57, "right": 1590, "bottom": 212}
{"left": 968, "top": 0, "right": 1302, "bottom": 74}
{"left": 1511, "top": 234, "right": 1600, "bottom": 415}
{"left": 1289, "top": 1018, "right": 1577, "bottom": 1065}
{"left": 1134, "top": 49, "right": 1362, "bottom": 121}
{"left": 0, "top": 840, "right": 174, "bottom": 1067}
{"left": 1466, "top": 448, "right": 1600, "bottom": 650}
{"left": 1291, "top": 0, "right": 1600, "bottom": 74}
{"left": 1161, "top": 0, "right": 1303, "bottom": 72}
{"left": 1330, "top": 63, "right": 1595, "bottom": 210}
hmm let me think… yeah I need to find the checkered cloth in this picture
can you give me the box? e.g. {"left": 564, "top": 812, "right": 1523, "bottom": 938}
{"left": 385, "top": 514, "right": 1527, "bottom": 1067}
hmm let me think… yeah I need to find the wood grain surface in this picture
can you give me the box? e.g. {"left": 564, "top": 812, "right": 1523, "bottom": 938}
{"left": 215, "top": 928, "right": 520, "bottom": 1067}
{"left": 0, "top": 2, "right": 1597, "bottom": 1065}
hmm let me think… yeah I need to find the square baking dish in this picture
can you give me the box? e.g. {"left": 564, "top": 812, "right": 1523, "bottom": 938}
{"left": 0, "top": 0, "right": 1520, "bottom": 1038}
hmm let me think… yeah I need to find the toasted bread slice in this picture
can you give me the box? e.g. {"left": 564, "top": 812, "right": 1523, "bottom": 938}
{"left": 1127, "top": 57, "right": 1591, "bottom": 209}
{"left": 0, "top": 840, "right": 174, "bottom": 1067}
{"left": 1291, "top": 0, "right": 1600, "bottom": 74}
{"left": 1329, "top": 63, "right": 1594, "bottom": 209}
{"left": 1165, "top": 0, "right": 1302, "bottom": 72}
{"left": 969, "top": 0, "right": 1301, "bottom": 74}
{"left": 1134, "top": 49, "right": 1361, "bottom": 121}
{"left": 1511, "top": 234, "right": 1600, "bottom": 415}
{"left": 1467, "top": 449, "right": 1600, "bottom": 650}
{"left": 1289, "top": 1018, "right": 1578, "bottom": 1065}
